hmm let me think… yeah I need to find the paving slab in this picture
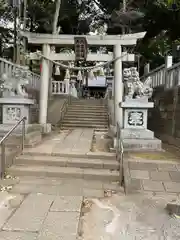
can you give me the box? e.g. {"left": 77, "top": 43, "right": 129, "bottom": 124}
{"left": 10, "top": 183, "right": 36, "bottom": 194}
{"left": 38, "top": 211, "right": 80, "bottom": 240}
{"left": 130, "top": 170, "right": 150, "bottom": 180}
{"left": 126, "top": 179, "right": 142, "bottom": 192}
{"left": 169, "top": 171, "right": 180, "bottom": 182}
{"left": 50, "top": 196, "right": 82, "bottom": 212}
{"left": 142, "top": 180, "right": 165, "bottom": 192}
{"left": 11, "top": 183, "right": 84, "bottom": 196}
{"left": 176, "top": 164, "right": 180, "bottom": 171}
{"left": 125, "top": 156, "right": 180, "bottom": 194}
{"left": 81, "top": 193, "right": 180, "bottom": 240}
{"left": 83, "top": 188, "right": 104, "bottom": 198}
{"left": 0, "top": 231, "right": 37, "bottom": 240}
{"left": 0, "top": 192, "right": 23, "bottom": 229}
{"left": 158, "top": 164, "right": 178, "bottom": 172}
{"left": 150, "top": 171, "right": 171, "bottom": 181}
{"left": 129, "top": 162, "right": 158, "bottom": 171}
{"left": 163, "top": 182, "right": 180, "bottom": 193}
{"left": 3, "top": 193, "right": 54, "bottom": 232}
{"left": 2, "top": 174, "right": 180, "bottom": 239}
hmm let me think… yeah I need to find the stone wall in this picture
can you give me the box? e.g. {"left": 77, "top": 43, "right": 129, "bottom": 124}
{"left": 28, "top": 89, "right": 40, "bottom": 124}
{"left": 149, "top": 86, "right": 180, "bottom": 142}
{"left": 47, "top": 95, "right": 69, "bottom": 126}
{"left": 107, "top": 99, "right": 114, "bottom": 126}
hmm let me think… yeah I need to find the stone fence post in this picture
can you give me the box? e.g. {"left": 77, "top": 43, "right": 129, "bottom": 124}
{"left": 165, "top": 56, "right": 173, "bottom": 88}
{"left": 144, "top": 63, "right": 150, "bottom": 75}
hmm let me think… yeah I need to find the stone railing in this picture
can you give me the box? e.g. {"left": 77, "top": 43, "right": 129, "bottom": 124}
{"left": 51, "top": 81, "right": 69, "bottom": 95}
{"left": 0, "top": 57, "right": 40, "bottom": 91}
{"left": 166, "top": 62, "right": 180, "bottom": 88}
{"left": 142, "top": 57, "right": 180, "bottom": 89}
{"left": 142, "top": 65, "right": 165, "bottom": 88}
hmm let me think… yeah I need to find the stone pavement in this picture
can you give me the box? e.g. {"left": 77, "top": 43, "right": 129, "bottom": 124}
{"left": 82, "top": 192, "right": 180, "bottom": 240}
{"left": 2, "top": 128, "right": 180, "bottom": 239}
{"left": 0, "top": 177, "right": 180, "bottom": 240}
{"left": 124, "top": 151, "right": 180, "bottom": 195}
{"left": 0, "top": 176, "right": 180, "bottom": 239}
{"left": 0, "top": 176, "right": 122, "bottom": 240}
{"left": 24, "top": 128, "right": 94, "bottom": 155}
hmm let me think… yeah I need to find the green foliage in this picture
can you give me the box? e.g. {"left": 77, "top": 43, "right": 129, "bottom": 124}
{"left": 1, "top": 0, "right": 180, "bottom": 66}
{"left": 0, "top": 0, "right": 14, "bottom": 58}
{"left": 97, "top": 0, "right": 180, "bottom": 67}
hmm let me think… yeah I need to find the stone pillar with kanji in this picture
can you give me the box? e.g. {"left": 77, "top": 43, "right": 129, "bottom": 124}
{"left": 116, "top": 67, "right": 162, "bottom": 151}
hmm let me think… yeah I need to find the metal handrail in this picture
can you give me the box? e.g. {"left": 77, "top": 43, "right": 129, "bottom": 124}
{"left": 59, "top": 94, "right": 72, "bottom": 123}
{"left": 116, "top": 121, "right": 124, "bottom": 186}
{"left": 0, "top": 116, "right": 27, "bottom": 179}
{"left": 60, "top": 100, "right": 68, "bottom": 123}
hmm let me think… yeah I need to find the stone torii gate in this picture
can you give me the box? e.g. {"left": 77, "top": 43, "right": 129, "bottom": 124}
{"left": 21, "top": 31, "right": 146, "bottom": 129}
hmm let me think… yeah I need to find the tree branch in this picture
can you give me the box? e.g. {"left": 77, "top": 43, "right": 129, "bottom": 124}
{"left": 52, "top": 0, "right": 61, "bottom": 34}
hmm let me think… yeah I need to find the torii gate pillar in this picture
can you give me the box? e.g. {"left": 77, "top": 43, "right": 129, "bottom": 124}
{"left": 39, "top": 44, "right": 50, "bottom": 125}
{"left": 114, "top": 44, "right": 123, "bottom": 128}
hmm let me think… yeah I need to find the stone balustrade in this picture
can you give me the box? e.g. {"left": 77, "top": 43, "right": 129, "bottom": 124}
{"left": 51, "top": 81, "right": 69, "bottom": 95}
{"left": 142, "top": 58, "right": 180, "bottom": 89}
{"left": 0, "top": 57, "right": 40, "bottom": 91}
{"left": 166, "top": 62, "right": 180, "bottom": 88}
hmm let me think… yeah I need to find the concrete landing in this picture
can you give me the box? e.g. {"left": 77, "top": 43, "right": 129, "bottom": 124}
{"left": 82, "top": 193, "right": 180, "bottom": 240}
{"left": 24, "top": 128, "right": 94, "bottom": 155}
{"left": 0, "top": 177, "right": 122, "bottom": 240}
{"left": 0, "top": 177, "right": 179, "bottom": 240}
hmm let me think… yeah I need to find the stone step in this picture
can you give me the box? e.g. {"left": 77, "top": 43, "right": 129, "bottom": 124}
{"left": 69, "top": 104, "right": 107, "bottom": 109}
{"left": 71, "top": 100, "right": 105, "bottom": 104}
{"left": 22, "top": 150, "right": 116, "bottom": 160}
{"left": 7, "top": 165, "right": 119, "bottom": 182}
{"left": 94, "top": 129, "right": 108, "bottom": 133}
{"left": 61, "top": 123, "right": 108, "bottom": 128}
{"left": 62, "top": 119, "right": 108, "bottom": 124}
{"left": 66, "top": 111, "right": 107, "bottom": 115}
{"left": 67, "top": 108, "right": 107, "bottom": 112}
{"left": 71, "top": 105, "right": 106, "bottom": 107}
{"left": 69, "top": 107, "right": 106, "bottom": 109}
{"left": 61, "top": 127, "right": 109, "bottom": 132}
{"left": 15, "top": 155, "right": 119, "bottom": 170}
{"left": 69, "top": 103, "right": 106, "bottom": 107}
{"left": 65, "top": 112, "right": 107, "bottom": 116}
{"left": 64, "top": 116, "right": 108, "bottom": 120}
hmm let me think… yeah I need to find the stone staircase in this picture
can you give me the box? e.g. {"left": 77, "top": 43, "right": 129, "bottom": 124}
{"left": 61, "top": 99, "right": 108, "bottom": 131}
{"left": 8, "top": 151, "right": 119, "bottom": 182}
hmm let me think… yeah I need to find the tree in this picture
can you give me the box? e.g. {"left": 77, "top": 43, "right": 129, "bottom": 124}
{"left": 94, "top": 0, "right": 180, "bottom": 68}
{"left": 0, "top": 0, "right": 14, "bottom": 58}
{"left": 1, "top": 0, "right": 180, "bottom": 68}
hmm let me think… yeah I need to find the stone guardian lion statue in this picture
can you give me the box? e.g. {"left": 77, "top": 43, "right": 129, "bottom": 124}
{"left": 123, "top": 67, "right": 153, "bottom": 100}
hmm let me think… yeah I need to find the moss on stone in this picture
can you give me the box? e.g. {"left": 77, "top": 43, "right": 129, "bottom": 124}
{"left": 129, "top": 151, "right": 178, "bottom": 160}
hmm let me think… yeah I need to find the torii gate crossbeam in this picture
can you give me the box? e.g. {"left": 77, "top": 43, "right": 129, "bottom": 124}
{"left": 21, "top": 31, "right": 146, "bottom": 128}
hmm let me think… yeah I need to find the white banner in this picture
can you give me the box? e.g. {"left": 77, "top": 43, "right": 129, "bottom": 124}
{"left": 88, "top": 76, "right": 106, "bottom": 87}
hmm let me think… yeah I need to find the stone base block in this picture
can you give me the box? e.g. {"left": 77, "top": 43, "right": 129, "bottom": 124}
{"left": 0, "top": 123, "right": 52, "bottom": 135}
{"left": 0, "top": 130, "right": 42, "bottom": 149}
{"left": 120, "top": 129, "right": 154, "bottom": 139}
{"left": 0, "top": 97, "right": 34, "bottom": 125}
{"left": 24, "top": 131, "right": 42, "bottom": 147}
{"left": 41, "top": 123, "right": 52, "bottom": 134}
{"left": 123, "top": 138, "right": 162, "bottom": 151}
{"left": 107, "top": 125, "right": 116, "bottom": 138}
{"left": 0, "top": 124, "right": 42, "bottom": 135}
